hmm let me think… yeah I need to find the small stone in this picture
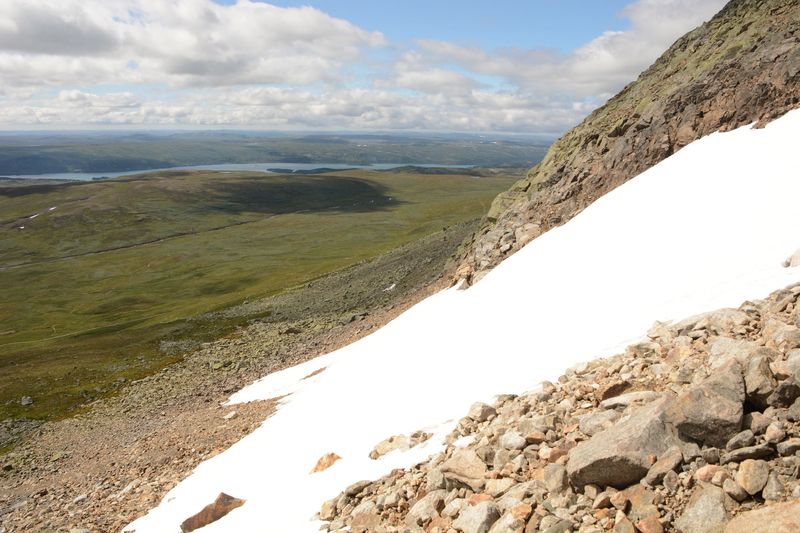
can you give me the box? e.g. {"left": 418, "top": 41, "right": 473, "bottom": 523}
{"left": 777, "top": 437, "right": 800, "bottom": 456}
{"left": 726, "top": 430, "right": 755, "bottom": 451}
{"left": 723, "top": 478, "right": 748, "bottom": 502}
{"left": 711, "top": 470, "right": 730, "bottom": 486}
{"left": 743, "top": 412, "right": 772, "bottom": 435}
{"left": 319, "top": 499, "right": 337, "bottom": 521}
{"left": 20, "top": 396, "right": 32, "bottom": 406}
{"left": 406, "top": 490, "right": 447, "bottom": 526}
{"left": 311, "top": 453, "right": 342, "bottom": 473}
{"left": 764, "top": 422, "right": 786, "bottom": 443}
{"left": 223, "top": 411, "right": 237, "bottom": 420}
{"left": 636, "top": 515, "right": 663, "bottom": 533}
{"left": 370, "top": 434, "right": 411, "bottom": 459}
{"left": 663, "top": 470, "right": 679, "bottom": 492}
{"left": 664, "top": 362, "right": 745, "bottom": 447}
{"left": 720, "top": 443, "right": 774, "bottom": 464}
{"left": 427, "top": 469, "right": 446, "bottom": 491}
{"left": 73, "top": 494, "right": 87, "bottom": 504}
{"left": 736, "top": 459, "right": 770, "bottom": 495}
{"left": 543, "top": 464, "right": 569, "bottom": 494}
{"left": 762, "top": 471, "right": 784, "bottom": 501}
{"left": 744, "top": 355, "right": 777, "bottom": 409}
{"left": 344, "top": 480, "right": 372, "bottom": 497}
{"left": 468, "top": 402, "right": 497, "bottom": 423}
{"left": 644, "top": 445, "right": 683, "bottom": 485}
{"left": 674, "top": 484, "right": 732, "bottom": 533}
{"left": 441, "top": 449, "right": 487, "bottom": 491}
{"left": 180, "top": 493, "right": 245, "bottom": 532}
{"left": 701, "top": 447, "right": 720, "bottom": 464}
{"left": 695, "top": 465, "right": 726, "bottom": 483}
{"left": 499, "top": 431, "right": 527, "bottom": 451}
{"left": 613, "top": 516, "right": 636, "bottom": 533}
{"left": 452, "top": 500, "right": 500, "bottom": 533}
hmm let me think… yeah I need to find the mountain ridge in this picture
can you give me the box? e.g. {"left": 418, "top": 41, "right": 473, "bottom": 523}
{"left": 457, "top": 0, "right": 800, "bottom": 284}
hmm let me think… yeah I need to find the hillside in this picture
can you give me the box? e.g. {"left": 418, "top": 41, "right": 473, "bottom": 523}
{"left": 124, "top": 107, "right": 800, "bottom": 532}
{"left": 456, "top": 0, "right": 800, "bottom": 284}
{"left": 0, "top": 169, "right": 514, "bottom": 426}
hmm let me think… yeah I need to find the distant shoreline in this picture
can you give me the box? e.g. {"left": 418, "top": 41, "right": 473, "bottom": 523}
{"left": 4, "top": 162, "right": 476, "bottom": 181}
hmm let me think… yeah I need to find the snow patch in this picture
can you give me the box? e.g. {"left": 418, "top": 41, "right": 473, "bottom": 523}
{"left": 126, "top": 110, "right": 800, "bottom": 533}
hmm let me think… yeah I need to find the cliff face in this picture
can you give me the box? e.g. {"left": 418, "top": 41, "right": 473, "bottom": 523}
{"left": 457, "top": 0, "right": 800, "bottom": 283}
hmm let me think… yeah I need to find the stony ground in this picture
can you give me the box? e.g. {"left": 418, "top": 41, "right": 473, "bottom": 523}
{"left": 318, "top": 282, "right": 800, "bottom": 533}
{"left": 0, "top": 223, "right": 470, "bottom": 533}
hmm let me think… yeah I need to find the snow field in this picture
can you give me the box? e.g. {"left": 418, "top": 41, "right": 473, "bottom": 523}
{"left": 126, "top": 109, "right": 800, "bottom": 532}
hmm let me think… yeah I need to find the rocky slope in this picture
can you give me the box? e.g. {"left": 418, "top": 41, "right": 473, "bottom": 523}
{"left": 456, "top": 0, "right": 800, "bottom": 284}
{"left": 319, "top": 282, "right": 800, "bottom": 532}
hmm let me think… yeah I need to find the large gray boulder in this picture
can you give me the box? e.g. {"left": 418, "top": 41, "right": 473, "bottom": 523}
{"left": 567, "top": 396, "right": 681, "bottom": 488}
{"left": 664, "top": 361, "right": 744, "bottom": 447}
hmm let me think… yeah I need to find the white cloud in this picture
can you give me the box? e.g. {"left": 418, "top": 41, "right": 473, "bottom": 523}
{"left": 414, "top": 0, "right": 728, "bottom": 99}
{"left": 0, "top": 0, "right": 729, "bottom": 132}
{"left": 0, "top": 0, "right": 385, "bottom": 88}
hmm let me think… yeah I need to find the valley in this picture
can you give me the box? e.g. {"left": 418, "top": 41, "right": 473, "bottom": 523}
{"left": 0, "top": 168, "right": 517, "bottom": 427}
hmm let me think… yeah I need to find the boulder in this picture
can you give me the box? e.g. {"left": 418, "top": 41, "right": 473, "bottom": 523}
{"left": 351, "top": 510, "right": 381, "bottom": 533}
{"left": 761, "top": 471, "right": 784, "bottom": 501}
{"left": 441, "top": 449, "right": 488, "bottom": 491}
{"left": 725, "top": 430, "right": 755, "bottom": 451}
{"left": 724, "top": 500, "right": 800, "bottom": 532}
{"left": 469, "top": 402, "right": 497, "bottom": 423}
{"left": 452, "top": 500, "right": 500, "bottom": 533}
{"left": 743, "top": 356, "right": 776, "bottom": 408}
{"left": 567, "top": 397, "right": 681, "bottom": 488}
{"left": 499, "top": 430, "right": 527, "bottom": 451}
{"left": 735, "top": 459, "right": 769, "bottom": 495}
{"left": 180, "top": 493, "right": 246, "bottom": 533}
{"left": 488, "top": 504, "right": 531, "bottom": 533}
{"left": 720, "top": 444, "right": 774, "bottom": 464}
{"left": 776, "top": 437, "right": 800, "bottom": 456}
{"left": 543, "top": 464, "right": 569, "bottom": 494}
{"left": 644, "top": 445, "right": 683, "bottom": 485}
{"left": 675, "top": 484, "right": 733, "bottom": 533}
{"left": 370, "top": 434, "right": 410, "bottom": 459}
{"left": 664, "top": 361, "right": 744, "bottom": 447}
{"left": 406, "top": 490, "right": 447, "bottom": 526}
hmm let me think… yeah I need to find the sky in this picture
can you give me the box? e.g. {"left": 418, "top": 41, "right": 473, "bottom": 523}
{"left": 0, "top": 0, "right": 728, "bottom": 133}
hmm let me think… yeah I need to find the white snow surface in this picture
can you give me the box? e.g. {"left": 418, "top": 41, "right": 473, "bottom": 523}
{"left": 126, "top": 110, "right": 800, "bottom": 533}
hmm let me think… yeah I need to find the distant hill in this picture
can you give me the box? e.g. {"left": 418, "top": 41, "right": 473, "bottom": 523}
{"left": 0, "top": 133, "right": 551, "bottom": 175}
{"left": 458, "top": 0, "right": 800, "bottom": 283}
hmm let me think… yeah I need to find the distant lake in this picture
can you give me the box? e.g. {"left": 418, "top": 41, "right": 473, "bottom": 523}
{"left": 1, "top": 162, "right": 475, "bottom": 181}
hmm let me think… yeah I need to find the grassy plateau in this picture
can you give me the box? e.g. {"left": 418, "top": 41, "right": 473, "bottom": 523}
{"left": 0, "top": 169, "right": 516, "bottom": 423}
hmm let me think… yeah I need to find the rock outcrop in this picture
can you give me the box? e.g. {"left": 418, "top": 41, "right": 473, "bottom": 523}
{"left": 456, "top": 0, "right": 800, "bottom": 284}
{"left": 318, "top": 282, "right": 800, "bottom": 532}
